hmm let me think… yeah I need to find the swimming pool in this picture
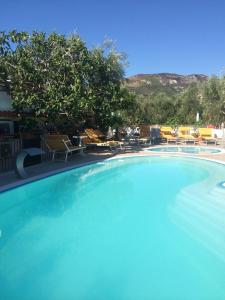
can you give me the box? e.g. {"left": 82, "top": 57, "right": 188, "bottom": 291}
{"left": 147, "top": 146, "right": 222, "bottom": 154}
{"left": 1, "top": 156, "right": 225, "bottom": 300}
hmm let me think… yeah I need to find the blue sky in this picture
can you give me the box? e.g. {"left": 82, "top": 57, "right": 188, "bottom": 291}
{"left": 1, "top": 0, "right": 225, "bottom": 77}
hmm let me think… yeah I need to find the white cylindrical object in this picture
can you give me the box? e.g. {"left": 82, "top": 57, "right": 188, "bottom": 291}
{"left": 196, "top": 112, "right": 200, "bottom": 123}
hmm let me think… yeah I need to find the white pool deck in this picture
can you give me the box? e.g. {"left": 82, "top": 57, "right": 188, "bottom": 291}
{"left": 1, "top": 145, "right": 225, "bottom": 192}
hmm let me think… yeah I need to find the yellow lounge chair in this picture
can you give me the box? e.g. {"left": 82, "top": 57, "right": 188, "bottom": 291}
{"left": 85, "top": 128, "right": 105, "bottom": 143}
{"left": 84, "top": 128, "right": 124, "bottom": 151}
{"left": 178, "top": 127, "right": 198, "bottom": 144}
{"left": 198, "top": 128, "right": 217, "bottom": 145}
{"left": 160, "top": 126, "right": 179, "bottom": 144}
{"left": 45, "top": 134, "right": 85, "bottom": 162}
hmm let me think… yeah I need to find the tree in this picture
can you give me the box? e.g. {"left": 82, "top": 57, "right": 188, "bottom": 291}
{"left": 87, "top": 45, "right": 136, "bottom": 129}
{"left": 202, "top": 76, "right": 224, "bottom": 124}
{"left": 0, "top": 30, "right": 135, "bottom": 129}
{"left": 177, "top": 84, "right": 202, "bottom": 124}
{"left": 220, "top": 76, "right": 225, "bottom": 119}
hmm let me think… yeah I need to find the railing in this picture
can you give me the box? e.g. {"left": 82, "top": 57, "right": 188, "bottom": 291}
{"left": 40, "top": 135, "right": 52, "bottom": 161}
{"left": 0, "top": 135, "right": 52, "bottom": 174}
{"left": 0, "top": 136, "right": 22, "bottom": 173}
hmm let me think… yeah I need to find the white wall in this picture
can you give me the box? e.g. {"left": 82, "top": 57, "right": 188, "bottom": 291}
{"left": 0, "top": 91, "right": 12, "bottom": 111}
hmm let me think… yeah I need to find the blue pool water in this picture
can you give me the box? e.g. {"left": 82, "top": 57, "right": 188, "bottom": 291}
{"left": 1, "top": 156, "right": 225, "bottom": 300}
{"left": 147, "top": 146, "right": 221, "bottom": 154}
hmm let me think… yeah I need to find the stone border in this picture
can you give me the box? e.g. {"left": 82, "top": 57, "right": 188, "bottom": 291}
{"left": 107, "top": 152, "right": 225, "bottom": 166}
{"left": 143, "top": 145, "right": 225, "bottom": 155}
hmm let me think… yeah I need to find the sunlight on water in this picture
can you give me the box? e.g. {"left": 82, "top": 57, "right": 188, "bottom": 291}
{"left": 0, "top": 157, "right": 225, "bottom": 300}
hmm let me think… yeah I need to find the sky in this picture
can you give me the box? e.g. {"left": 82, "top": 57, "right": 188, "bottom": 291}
{"left": 1, "top": 0, "right": 225, "bottom": 77}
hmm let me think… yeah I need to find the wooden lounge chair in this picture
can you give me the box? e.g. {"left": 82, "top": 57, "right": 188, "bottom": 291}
{"left": 178, "top": 127, "right": 198, "bottom": 144}
{"left": 84, "top": 128, "right": 124, "bottom": 151}
{"left": 45, "top": 135, "right": 85, "bottom": 162}
{"left": 198, "top": 128, "right": 217, "bottom": 145}
{"left": 160, "top": 126, "right": 179, "bottom": 144}
{"left": 84, "top": 128, "right": 106, "bottom": 144}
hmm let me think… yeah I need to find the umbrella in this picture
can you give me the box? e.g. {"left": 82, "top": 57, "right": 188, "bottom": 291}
{"left": 196, "top": 112, "right": 199, "bottom": 122}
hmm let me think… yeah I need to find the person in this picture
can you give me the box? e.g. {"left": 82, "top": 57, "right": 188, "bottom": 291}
{"left": 126, "top": 127, "right": 132, "bottom": 136}
{"left": 107, "top": 126, "right": 114, "bottom": 140}
{"left": 133, "top": 127, "right": 140, "bottom": 136}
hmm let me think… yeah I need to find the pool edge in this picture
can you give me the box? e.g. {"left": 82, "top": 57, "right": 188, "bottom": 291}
{"left": 1, "top": 153, "right": 225, "bottom": 194}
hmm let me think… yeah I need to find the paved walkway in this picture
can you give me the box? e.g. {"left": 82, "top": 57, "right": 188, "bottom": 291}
{"left": 1, "top": 145, "right": 225, "bottom": 192}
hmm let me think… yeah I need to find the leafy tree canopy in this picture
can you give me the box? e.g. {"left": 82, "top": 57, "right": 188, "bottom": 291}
{"left": 0, "top": 30, "right": 136, "bottom": 129}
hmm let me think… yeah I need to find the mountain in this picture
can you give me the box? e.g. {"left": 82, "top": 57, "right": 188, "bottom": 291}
{"left": 124, "top": 73, "right": 208, "bottom": 96}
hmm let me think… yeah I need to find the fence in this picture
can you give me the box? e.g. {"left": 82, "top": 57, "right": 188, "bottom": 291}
{"left": 0, "top": 136, "right": 22, "bottom": 173}
{"left": 0, "top": 135, "right": 52, "bottom": 174}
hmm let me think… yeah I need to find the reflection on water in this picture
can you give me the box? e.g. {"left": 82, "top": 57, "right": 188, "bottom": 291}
{"left": 0, "top": 158, "right": 136, "bottom": 247}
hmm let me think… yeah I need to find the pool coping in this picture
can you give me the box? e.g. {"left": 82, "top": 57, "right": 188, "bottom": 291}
{"left": 143, "top": 145, "right": 225, "bottom": 155}
{"left": 107, "top": 152, "right": 225, "bottom": 165}
{"left": 1, "top": 151, "right": 225, "bottom": 194}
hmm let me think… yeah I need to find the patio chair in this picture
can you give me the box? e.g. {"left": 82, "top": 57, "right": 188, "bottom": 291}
{"left": 150, "top": 127, "right": 161, "bottom": 144}
{"left": 160, "top": 126, "right": 179, "bottom": 144}
{"left": 84, "top": 128, "right": 124, "bottom": 151}
{"left": 198, "top": 128, "right": 217, "bottom": 145}
{"left": 213, "top": 128, "right": 224, "bottom": 146}
{"left": 84, "top": 128, "right": 105, "bottom": 144}
{"left": 178, "top": 127, "right": 198, "bottom": 144}
{"left": 45, "top": 135, "right": 86, "bottom": 162}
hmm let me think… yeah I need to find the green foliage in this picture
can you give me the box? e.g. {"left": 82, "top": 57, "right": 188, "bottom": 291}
{"left": 202, "top": 76, "right": 225, "bottom": 124}
{"left": 177, "top": 84, "right": 202, "bottom": 124}
{"left": 0, "top": 30, "right": 135, "bottom": 129}
{"left": 166, "top": 116, "right": 180, "bottom": 127}
{"left": 1, "top": 30, "right": 225, "bottom": 128}
{"left": 19, "top": 117, "right": 38, "bottom": 132}
{"left": 129, "top": 76, "right": 225, "bottom": 126}
{"left": 134, "top": 92, "right": 179, "bottom": 124}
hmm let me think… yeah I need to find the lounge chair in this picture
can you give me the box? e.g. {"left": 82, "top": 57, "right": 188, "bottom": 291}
{"left": 84, "top": 128, "right": 106, "bottom": 144}
{"left": 150, "top": 127, "right": 161, "bottom": 145}
{"left": 178, "top": 127, "right": 198, "bottom": 144}
{"left": 85, "top": 128, "right": 105, "bottom": 141}
{"left": 213, "top": 128, "right": 224, "bottom": 146}
{"left": 160, "top": 126, "right": 179, "bottom": 144}
{"left": 84, "top": 128, "right": 124, "bottom": 151}
{"left": 45, "top": 135, "right": 86, "bottom": 162}
{"left": 198, "top": 128, "right": 217, "bottom": 145}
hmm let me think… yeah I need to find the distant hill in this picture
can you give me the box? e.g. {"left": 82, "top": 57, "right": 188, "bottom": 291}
{"left": 124, "top": 73, "right": 208, "bottom": 96}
